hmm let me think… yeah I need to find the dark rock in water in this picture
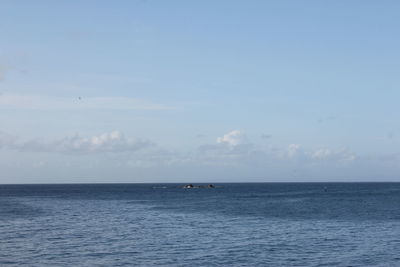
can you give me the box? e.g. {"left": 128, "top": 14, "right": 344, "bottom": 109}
{"left": 183, "top": 184, "right": 215, "bottom": 188}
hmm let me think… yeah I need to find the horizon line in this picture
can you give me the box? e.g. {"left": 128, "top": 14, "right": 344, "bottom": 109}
{"left": 1, "top": 181, "right": 400, "bottom": 185}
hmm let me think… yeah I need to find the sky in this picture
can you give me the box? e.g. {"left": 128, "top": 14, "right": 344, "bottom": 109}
{"left": 1, "top": 0, "right": 400, "bottom": 183}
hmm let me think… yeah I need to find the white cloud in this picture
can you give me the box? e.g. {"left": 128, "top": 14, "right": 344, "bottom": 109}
{"left": 197, "top": 131, "right": 358, "bottom": 167}
{"left": 312, "top": 148, "right": 333, "bottom": 159}
{"left": 0, "top": 94, "right": 174, "bottom": 111}
{"left": 0, "top": 129, "right": 359, "bottom": 172}
{"left": 275, "top": 144, "right": 356, "bottom": 163}
{"left": 217, "top": 130, "right": 247, "bottom": 146}
{"left": 287, "top": 144, "right": 302, "bottom": 158}
{"left": 0, "top": 131, "right": 153, "bottom": 154}
{"left": 312, "top": 148, "right": 356, "bottom": 162}
{"left": 193, "top": 130, "right": 254, "bottom": 163}
{"left": 50, "top": 131, "right": 151, "bottom": 153}
{"left": 274, "top": 144, "right": 305, "bottom": 160}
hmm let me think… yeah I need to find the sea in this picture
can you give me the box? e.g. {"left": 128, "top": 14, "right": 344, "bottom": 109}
{"left": 1, "top": 183, "right": 400, "bottom": 266}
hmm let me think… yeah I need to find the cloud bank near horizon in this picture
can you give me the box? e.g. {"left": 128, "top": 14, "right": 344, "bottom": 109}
{"left": 0, "top": 129, "right": 356, "bottom": 161}
{"left": 1, "top": 129, "right": 399, "bottom": 183}
{"left": 0, "top": 130, "right": 153, "bottom": 154}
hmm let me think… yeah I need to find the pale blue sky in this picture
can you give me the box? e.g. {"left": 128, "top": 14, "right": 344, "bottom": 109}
{"left": 0, "top": 1, "right": 399, "bottom": 183}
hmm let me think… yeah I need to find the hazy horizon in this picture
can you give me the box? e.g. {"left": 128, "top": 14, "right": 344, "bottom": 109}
{"left": 1, "top": 1, "right": 400, "bottom": 183}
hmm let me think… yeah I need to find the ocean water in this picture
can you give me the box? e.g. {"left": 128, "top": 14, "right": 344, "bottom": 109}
{"left": 1, "top": 183, "right": 400, "bottom": 266}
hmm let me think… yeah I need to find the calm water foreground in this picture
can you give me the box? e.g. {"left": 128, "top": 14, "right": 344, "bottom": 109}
{"left": 1, "top": 183, "right": 400, "bottom": 266}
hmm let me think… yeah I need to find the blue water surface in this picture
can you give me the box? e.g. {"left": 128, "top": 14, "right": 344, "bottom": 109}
{"left": 1, "top": 183, "right": 400, "bottom": 266}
